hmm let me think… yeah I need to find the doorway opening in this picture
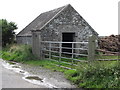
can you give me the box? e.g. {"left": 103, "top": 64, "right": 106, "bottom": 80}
{"left": 62, "top": 33, "right": 75, "bottom": 53}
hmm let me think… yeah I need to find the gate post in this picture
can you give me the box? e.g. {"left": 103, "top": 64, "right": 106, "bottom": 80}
{"left": 59, "top": 42, "right": 62, "bottom": 66}
{"left": 88, "top": 35, "right": 96, "bottom": 61}
{"left": 40, "top": 41, "right": 44, "bottom": 60}
{"left": 39, "top": 35, "right": 44, "bottom": 60}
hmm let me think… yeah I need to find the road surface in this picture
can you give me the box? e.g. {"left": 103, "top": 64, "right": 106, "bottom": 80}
{"left": 1, "top": 59, "right": 46, "bottom": 88}
{"left": 1, "top": 59, "right": 76, "bottom": 88}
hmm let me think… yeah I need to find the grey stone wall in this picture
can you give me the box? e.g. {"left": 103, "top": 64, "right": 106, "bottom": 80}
{"left": 33, "top": 5, "right": 98, "bottom": 58}
{"left": 17, "top": 36, "right": 32, "bottom": 45}
{"left": 36, "top": 5, "right": 98, "bottom": 42}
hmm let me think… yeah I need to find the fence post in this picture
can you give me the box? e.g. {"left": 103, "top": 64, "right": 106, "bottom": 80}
{"left": 71, "top": 43, "right": 74, "bottom": 65}
{"left": 59, "top": 43, "right": 62, "bottom": 66}
{"left": 49, "top": 42, "right": 51, "bottom": 59}
{"left": 88, "top": 35, "right": 96, "bottom": 61}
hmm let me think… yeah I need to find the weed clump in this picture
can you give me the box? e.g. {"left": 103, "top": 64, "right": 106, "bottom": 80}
{"left": 65, "top": 61, "right": 120, "bottom": 88}
{"left": 2, "top": 44, "right": 36, "bottom": 62}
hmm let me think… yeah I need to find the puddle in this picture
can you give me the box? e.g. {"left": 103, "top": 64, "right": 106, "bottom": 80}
{"left": 2, "top": 60, "right": 58, "bottom": 88}
{"left": 19, "top": 71, "right": 25, "bottom": 73}
{"left": 22, "top": 75, "right": 58, "bottom": 88}
{"left": 25, "top": 76, "right": 43, "bottom": 82}
{"left": 12, "top": 66, "right": 20, "bottom": 68}
{"left": 2, "top": 60, "right": 28, "bottom": 75}
{"left": 8, "top": 62, "right": 16, "bottom": 65}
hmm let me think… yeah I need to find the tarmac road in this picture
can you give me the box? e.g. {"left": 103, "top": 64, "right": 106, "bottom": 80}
{"left": 1, "top": 59, "right": 46, "bottom": 88}
{"left": 1, "top": 59, "right": 76, "bottom": 89}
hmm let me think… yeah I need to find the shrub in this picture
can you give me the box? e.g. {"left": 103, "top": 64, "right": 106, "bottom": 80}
{"left": 76, "top": 61, "right": 120, "bottom": 88}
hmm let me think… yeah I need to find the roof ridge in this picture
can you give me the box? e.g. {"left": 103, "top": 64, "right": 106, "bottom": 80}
{"left": 36, "top": 4, "right": 70, "bottom": 31}
{"left": 17, "top": 4, "right": 72, "bottom": 36}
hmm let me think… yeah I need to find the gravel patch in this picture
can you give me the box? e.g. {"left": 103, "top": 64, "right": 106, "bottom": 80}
{"left": 19, "top": 63, "right": 76, "bottom": 88}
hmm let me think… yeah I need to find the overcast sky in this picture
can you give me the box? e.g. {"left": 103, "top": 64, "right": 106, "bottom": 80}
{"left": 1, "top": 0, "right": 119, "bottom": 36}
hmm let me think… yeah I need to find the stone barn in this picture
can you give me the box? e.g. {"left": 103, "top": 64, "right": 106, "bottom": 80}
{"left": 17, "top": 4, "right": 98, "bottom": 58}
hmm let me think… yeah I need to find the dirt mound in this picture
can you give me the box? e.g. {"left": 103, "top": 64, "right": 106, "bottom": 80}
{"left": 98, "top": 35, "right": 120, "bottom": 52}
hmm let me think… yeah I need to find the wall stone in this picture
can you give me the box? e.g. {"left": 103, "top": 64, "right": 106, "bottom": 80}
{"left": 17, "top": 36, "right": 32, "bottom": 45}
{"left": 33, "top": 5, "right": 98, "bottom": 58}
{"left": 37, "top": 5, "right": 97, "bottom": 42}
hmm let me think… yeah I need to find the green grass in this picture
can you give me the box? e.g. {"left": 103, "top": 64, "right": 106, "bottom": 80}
{"left": 2, "top": 44, "right": 37, "bottom": 62}
{"left": 0, "top": 51, "right": 2, "bottom": 58}
{"left": 22, "top": 59, "right": 68, "bottom": 72}
{"left": 2, "top": 44, "right": 120, "bottom": 88}
{"left": 75, "top": 61, "right": 120, "bottom": 88}
{"left": 95, "top": 55, "right": 119, "bottom": 60}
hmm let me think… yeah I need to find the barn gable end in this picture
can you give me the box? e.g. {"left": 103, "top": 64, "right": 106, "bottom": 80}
{"left": 31, "top": 4, "right": 98, "bottom": 58}
{"left": 16, "top": 4, "right": 98, "bottom": 58}
{"left": 34, "top": 4, "right": 98, "bottom": 42}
